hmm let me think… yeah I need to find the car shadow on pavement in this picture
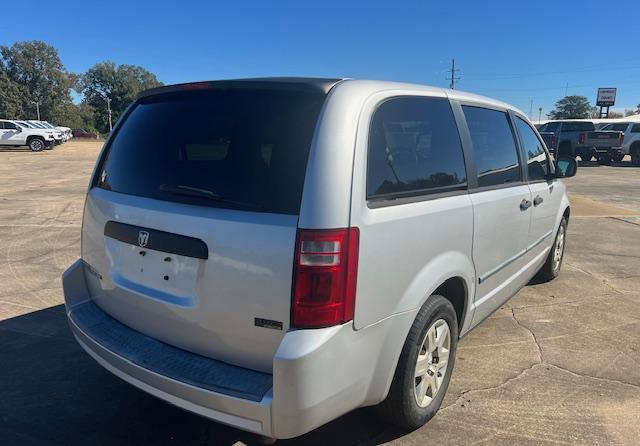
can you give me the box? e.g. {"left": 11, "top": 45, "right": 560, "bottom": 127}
{"left": 0, "top": 305, "right": 406, "bottom": 446}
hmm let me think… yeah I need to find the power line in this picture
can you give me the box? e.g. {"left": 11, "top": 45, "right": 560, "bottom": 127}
{"left": 446, "top": 59, "right": 461, "bottom": 89}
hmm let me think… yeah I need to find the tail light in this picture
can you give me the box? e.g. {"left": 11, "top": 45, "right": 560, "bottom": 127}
{"left": 620, "top": 133, "right": 624, "bottom": 145}
{"left": 550, "top": 135, "right": 557, "bottom": 147}
{"left": 578, "top": 133, "right": 585, "bottom": 144}
{"left": 291, "top": 228, "right": 359, "bottom": 328}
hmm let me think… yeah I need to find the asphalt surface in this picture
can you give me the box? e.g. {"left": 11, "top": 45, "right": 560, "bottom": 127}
{"left": 1, "top": 142, "right": 639, "bottom": 445}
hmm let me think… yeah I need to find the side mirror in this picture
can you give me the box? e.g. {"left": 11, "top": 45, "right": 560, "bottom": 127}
{"left": 555, "top": 156, "right": 577, "bottom": 178}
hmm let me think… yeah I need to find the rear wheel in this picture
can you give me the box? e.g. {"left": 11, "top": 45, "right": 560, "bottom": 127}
{"left": 377, "top": 295, "right": 458, "bottom": 430}
{"left": 581, "top": 150, "right": 592, "bottom": 162}
{"left": 535, "top": 217, "right": 567, "bottom": 282}
{"left": 631, "top": 144, "right": 640, "bottom": 166}
{"left": 613, "top": 153, "right": 624, "bottom": 164}
{"left": 28, "top": 137, "right": 45, "bottom": 152}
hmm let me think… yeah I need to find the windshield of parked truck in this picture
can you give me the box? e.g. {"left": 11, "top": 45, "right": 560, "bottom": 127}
{"left": 602, "top": 123, "right": 629, "bottom": 132}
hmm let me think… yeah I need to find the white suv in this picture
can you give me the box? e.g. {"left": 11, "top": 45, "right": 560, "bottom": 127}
{"left": 63, "top": 78, "right": 577, "bottom": 440}
{"left": 0, "top": 119, "right": 55, "bottom": 151}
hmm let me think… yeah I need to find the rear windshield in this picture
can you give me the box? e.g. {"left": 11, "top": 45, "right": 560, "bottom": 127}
{"left": 602, "top": 123, "right": 628, "bottom": 132}
{"left": 95, "top": 88, "right": 326, "bottom": 215}
{"left": 539, "top": 122, "right": 560, "bottom": 132}
{"left": 561, "top": 122, "right": 594, "bottom": 132}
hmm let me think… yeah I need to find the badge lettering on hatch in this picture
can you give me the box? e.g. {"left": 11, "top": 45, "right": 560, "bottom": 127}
{"left": 138, "top": 231, "right": 150, "bottom": 248}
{"left": 255, "top": 318, "right": 283, "bottom": 331}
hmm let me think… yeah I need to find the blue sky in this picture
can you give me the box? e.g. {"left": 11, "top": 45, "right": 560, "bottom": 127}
{"left": 3, "top": 0, "right": 640, "bottom": 118}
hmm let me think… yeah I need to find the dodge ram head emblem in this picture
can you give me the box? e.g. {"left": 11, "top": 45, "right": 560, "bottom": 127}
{"left": 138, "top": 231, "right": 149, "bottom": 248}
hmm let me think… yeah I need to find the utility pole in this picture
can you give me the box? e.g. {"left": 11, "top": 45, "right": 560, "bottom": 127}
{"left": 447, "top": 59, "right": 461, "bottom": 90}
{"left": 529, "top": 99, "right": 533, "bottom": 119}
{"left": 33, "top": 101, "right": 41, "bottom": 120}
{"left": 538, "top": 107, "right": 543, "bottom": 124}
{"left": 106, "top": 96, "right": 113, "bottom": 132}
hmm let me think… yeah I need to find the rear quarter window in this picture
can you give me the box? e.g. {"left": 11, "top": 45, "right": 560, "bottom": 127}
{"left": 95, "top": 88, "right": 326, "bottom": 215}
{"left": 366, "top": 96, "right": 467, "bottom": 200}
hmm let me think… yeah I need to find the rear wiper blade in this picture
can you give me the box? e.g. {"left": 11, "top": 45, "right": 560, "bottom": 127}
{"left": 159, "top": 184, "right": 261, "bottom": 210}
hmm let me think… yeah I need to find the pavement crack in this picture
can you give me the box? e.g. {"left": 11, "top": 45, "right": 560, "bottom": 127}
{"left": 511, "top": 308, "right": 543, "bottom": 363}
{"left": 546, "top": 364, "right": 640, "bottom": 390}
{"left": 564, "top": 261, "right": 624, "bottom": 295}
{"left": 609, "top": 216, "right": 640, "bottom": 227}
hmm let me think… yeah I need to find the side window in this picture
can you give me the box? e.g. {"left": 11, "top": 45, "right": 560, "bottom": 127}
{"left": 515, "top": 117, "right": 549, "bottom": 182}
{"left": 4, "top": 122, "right": 17, "bottom": 130}
{"left": 462, "top": 106, "right": 521, "bottom": 187}
{"left": 631, "top": 124, "right": 640, "bottom": 133}
{"left": 367, "top": 96, "right": 467, "bottom": 199}
{"left": 0, "top": 122, "right": 5, "bottom": 129}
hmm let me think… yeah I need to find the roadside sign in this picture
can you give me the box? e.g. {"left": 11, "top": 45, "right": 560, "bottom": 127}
{"left": 596, "top": 88, "right": 616, "bottom": 107}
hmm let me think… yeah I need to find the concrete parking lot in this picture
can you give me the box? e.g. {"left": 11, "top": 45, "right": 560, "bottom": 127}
{"left": 1, "top": 141, "right": 639, "bottom": 445}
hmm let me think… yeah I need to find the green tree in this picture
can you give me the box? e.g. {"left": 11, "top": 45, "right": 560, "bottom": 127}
{"left": 0, "top": 70, "right": 24, "bottom": 118}
{"left": 0, "top": 40, "right": 75, "bottom": 123}
{"left": 548, "top": 96, "right": 593, "bottom": 119}
{"left": 82, "top": 61, "right": 162, "bottom": 133}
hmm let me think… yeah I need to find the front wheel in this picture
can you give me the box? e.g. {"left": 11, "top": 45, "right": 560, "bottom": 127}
{"left": 377, "top": 295, "right": 458, "bottom": 430}
{"left": 535, "top": 217, "right": 567, "bottom": 282}
{"left": 28, "top": 137, "right": 45, "bottom": 152}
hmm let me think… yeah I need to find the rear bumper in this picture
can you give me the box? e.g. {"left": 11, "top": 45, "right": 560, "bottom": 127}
{"left": 594, "top": 147, "right": 623, "bottom": 155}
{"left": 63, "top": 259, "right": 413, "bottom": 439}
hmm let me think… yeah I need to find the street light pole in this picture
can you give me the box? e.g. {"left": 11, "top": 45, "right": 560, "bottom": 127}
{"left": 106, "top": 97, "right": 113, "bottom": 132}
{"left": 538, "top": 107, "right": 542, "bottom": 124}
{"left": 33, "top": 101, "right": 41, "bottom": 120}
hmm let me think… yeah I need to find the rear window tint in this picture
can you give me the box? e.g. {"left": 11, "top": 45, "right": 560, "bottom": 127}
{"left": 96, "top": 88, "right": 326, "bottom": 215}
{"left": 367, "top": 96, "right": 467, "bottom": 199}
{"left": 602, "top": 123, "right": 629, "bottom": 132}
{"left": 561, "top": 122, "right": 594, "bottom": 132}
{"left": 462, "top": 106, "right": 521, "bottom": 187}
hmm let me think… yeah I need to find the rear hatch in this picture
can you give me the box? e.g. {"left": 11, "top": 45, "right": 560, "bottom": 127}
{"left": 81, "top": 82, "right": 331, "bottom": 373}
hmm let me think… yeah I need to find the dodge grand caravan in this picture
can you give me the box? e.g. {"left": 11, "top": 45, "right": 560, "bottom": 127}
{"left": 62, "top": 78, "right": 577, "bottom": 439}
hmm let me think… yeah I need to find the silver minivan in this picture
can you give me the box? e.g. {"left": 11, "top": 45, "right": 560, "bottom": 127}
{"left": 62, "top": 78, "right": 577, "bottom": 439}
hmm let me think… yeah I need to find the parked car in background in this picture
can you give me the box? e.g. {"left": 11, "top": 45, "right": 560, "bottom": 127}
{"left": 30, "top": 120, "right": 72, "bottom": 142}
{"left": 22, "top": 120, "right": 64, "bottom": 145}
{"left": 72, "top": 128, "right": 99, "bottom": 139}
{"left": 538, "top": 120, "right": 623, "bottom": 164}
{"left": 62, "top": 78, "right": 577, "bottom": 440}
{"left": 0, "top": 119, "right": 55, "bottom": 151}
{"left": 600, "top": 121, "right": 640, "bottom": 165}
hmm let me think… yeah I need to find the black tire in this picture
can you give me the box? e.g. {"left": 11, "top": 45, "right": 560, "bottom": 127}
{"left": 581, "top": 150, "right": 592, "bottom": 162}
{"left": 535, "top": 217, "right": 567, "bottom": 282}
{"left": 613, "top": 153, "right": 624, "bottom": 164}
{"left": 377, "top": 295, "right": 458, "bottom": 430}
{"left": 631, "top": 145, "right": 640, "bottom": 166}
{"left": 28, "top": 137, "right": 45, "bottom": 152}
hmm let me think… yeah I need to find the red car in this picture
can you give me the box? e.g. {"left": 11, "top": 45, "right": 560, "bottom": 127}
{"left": 72, "top": 129, "right": 99, "bottom": 139}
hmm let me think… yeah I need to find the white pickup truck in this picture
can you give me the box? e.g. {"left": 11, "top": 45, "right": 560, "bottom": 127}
{"left": 0, "top": 119, "right": 56, "bottom": 151}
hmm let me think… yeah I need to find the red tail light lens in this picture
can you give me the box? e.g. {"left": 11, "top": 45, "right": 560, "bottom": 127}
{"left": 578, "top": 133, "right": 585, "bottom": 144}
{"left": 551, "top": 135, "right": 557, "bottom": 147}
{"left": 620, "top": 133, "right": 624, "bottom": 145}
{"left": 291, "top": 228, "right": 359, "bottom": 328}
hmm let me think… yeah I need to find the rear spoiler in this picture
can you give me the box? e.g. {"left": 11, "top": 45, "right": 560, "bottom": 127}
{"left": 138, "top": 77, "right": 345, "bottom": 100}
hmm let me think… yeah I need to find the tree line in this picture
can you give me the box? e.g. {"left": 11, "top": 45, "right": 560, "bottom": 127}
{"left": 0, "top": 40, "right": 162, "bottom": 134}
{"left": 547, "top": 95, "right": 639, "bottom": 120}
